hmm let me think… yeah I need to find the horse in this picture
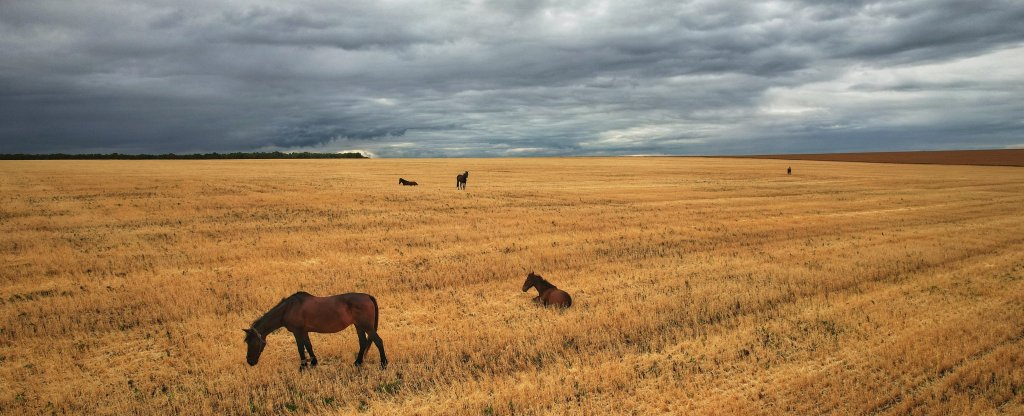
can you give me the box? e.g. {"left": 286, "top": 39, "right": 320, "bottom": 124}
{"left": 456, "top": 171, "right": 468, "bottom": 190}
{"left": 399, "top": 178, "right": 418, "bottom": 186}
{"left": 243, "top": 291, "right": 387, "bottom": 371}
{"left": 521, "top": 272, "right": 572, "bottom": 308}
{"left": 787, "top": 167, "right": 792, "bottom": 175}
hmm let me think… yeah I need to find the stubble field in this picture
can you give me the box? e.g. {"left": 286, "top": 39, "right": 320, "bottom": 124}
{"left": 1, "top": 157, "right": 1023, "bottom": 415}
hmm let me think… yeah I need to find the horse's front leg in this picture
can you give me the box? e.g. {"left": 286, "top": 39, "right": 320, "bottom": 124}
{"left": 532, "top": 296, "right": 543, "bottom": 304}
{"left": 294, "top": 332, "right": 309, "bottom": 371}
{"left": 301, "top": 333, "right": 317, "bottom": 367}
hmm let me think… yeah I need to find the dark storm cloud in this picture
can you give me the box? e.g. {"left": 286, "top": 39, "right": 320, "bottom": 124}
{"left": 2, "top": 0, "right": 1023, "bottom": 156}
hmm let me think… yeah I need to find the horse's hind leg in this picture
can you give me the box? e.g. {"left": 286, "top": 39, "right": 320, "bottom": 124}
{"left": 368, "top": 330, "right": 387, "bottom": 369}
{"left": 354, "top": 328, "right": 370, "bottom": 367}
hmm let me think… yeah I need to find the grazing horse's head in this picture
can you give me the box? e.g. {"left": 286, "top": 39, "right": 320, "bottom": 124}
{"left": 522, "top": 271, "right": 541, "bottom": 292}
{"left": 243, "top": 328, "right": 267, "bottom": 366}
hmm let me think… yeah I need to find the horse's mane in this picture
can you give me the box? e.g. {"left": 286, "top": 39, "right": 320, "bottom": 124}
{"left": 530, "top": 274, "right": 556, "bottom": 289}
{"left": 251, "top": 292, "right": 311, "bottom": 332}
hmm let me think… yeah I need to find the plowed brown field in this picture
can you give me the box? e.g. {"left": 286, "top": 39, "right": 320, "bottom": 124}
{"left": 736, "top": 149, "right": 1024, "bottom": 166}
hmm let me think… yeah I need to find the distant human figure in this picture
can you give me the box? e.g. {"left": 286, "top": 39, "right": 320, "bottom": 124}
{"left": 787, "top": 167, "right": 792, "bottom": 175}
{"left": 399, "top": 178, "right": 418, "bottom": 186}
{"left": 456, "top": 171, "right": 469, "bottom": 190}
{"left": 521, "top": 272, "right": 572, "bottom": 308}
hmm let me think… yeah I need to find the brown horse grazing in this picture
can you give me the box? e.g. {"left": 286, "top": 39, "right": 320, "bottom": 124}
{"left": 243, "top": 292, "right": 387, "bottom": 371}
{"left": 456, "top": 171, "right": 468, "bottom": 190}
{"left": 522, "top": 272, "right": 572, "bottom": 308}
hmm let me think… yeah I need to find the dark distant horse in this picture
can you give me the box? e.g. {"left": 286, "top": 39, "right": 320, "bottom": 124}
{"left": 399, "top": 178, "right": 418, "bottom": 186}
{"left": 522, "top": 272, "right": 572, "bottom": 308}
{"left": 456, "top": 171, "right": 468, "bottom": 190}
{"left": 787, "top": 167, "right": 792, "bottom": 175}
{"left": 243, "top": 292, "right": 387, "bottom": 371}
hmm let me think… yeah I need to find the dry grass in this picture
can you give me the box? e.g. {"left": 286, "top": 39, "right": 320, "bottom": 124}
{"left": 1, "top": 157, "right": 1023, "bottom": 415}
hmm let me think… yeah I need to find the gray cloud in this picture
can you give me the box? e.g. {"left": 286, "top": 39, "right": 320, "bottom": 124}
{"left": 1, "top": 0, "right": 1023, "bottom": 156}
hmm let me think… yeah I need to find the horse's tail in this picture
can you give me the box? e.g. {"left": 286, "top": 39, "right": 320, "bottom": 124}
{"left": 369, "top": 294, "right": 379, "bottom": 331}
{"left": 566, "top": 293, "right": 573, "bottom": 308}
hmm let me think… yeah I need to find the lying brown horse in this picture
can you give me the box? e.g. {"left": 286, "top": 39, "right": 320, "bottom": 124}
{"left": 399, "top": 178, "right": 418, "bottom": 186}
{"left": 522, "top": 272, "right": 572, "bottom": 308}
{"left": 243, "top": 292, "right": 387, "bottom": 371}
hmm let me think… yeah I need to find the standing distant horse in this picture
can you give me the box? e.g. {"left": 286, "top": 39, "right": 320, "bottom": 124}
{"left": 399, "top": 178, "right": 418, "bottom": 186}
{"left": 456, "top": 171, "right": 469, "bottom": 190}
{"left": 787, "top": 167, "right": 792, "bottom": 175}
{"left": 243, "top": 292, "right": 387, "bottom": 371}
{"left": 522, "top": 272, "right": 572, "bottom": 308}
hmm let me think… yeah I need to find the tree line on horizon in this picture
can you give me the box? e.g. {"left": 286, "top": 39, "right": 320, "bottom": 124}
{"left": 0, "top": 151, "right": 368, "bottom": 160}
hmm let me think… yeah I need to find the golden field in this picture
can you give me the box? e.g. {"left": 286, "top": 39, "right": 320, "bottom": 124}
{"left": 1, "top": 157, "right": 1023, "bottom": 415}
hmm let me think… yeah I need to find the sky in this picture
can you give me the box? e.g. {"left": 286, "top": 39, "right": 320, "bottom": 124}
{"left": 2, "top": 0, "right": 1023, "bottom": 157}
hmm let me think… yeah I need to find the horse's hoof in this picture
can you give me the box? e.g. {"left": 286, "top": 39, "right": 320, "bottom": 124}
{"left": 380, "top": 361, "right": 388, "bottom": 370}
{"left": 310, "top": 359, "right": 318, "bottom": 367}
{"left": 353, "top": 361, "right": 363, "bottom": 367}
